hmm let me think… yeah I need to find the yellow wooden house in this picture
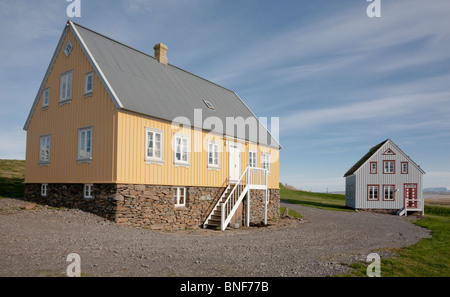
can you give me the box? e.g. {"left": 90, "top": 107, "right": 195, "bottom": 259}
{"left": 23, "top": 21, "right": 281, "bottom": 231}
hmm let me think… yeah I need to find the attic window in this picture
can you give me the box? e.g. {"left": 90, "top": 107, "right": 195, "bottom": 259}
{"left": 64, "top": 40, "right": 73, "bottom": 57}
{"left": 203, "top": 100, "right": 215, "bottom": 110}
{"left": 383, "top": 148, "right": 395, "bottom": 155}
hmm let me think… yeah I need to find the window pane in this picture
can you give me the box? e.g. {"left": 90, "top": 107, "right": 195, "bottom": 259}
{"left": 67, "top": 73, "right": 72, "bottom": 98}
{"left": 147, "top": 132, "right": 153, "bottom": 157}
{"left": 179, "top": 189, "right": 185, "bottom": 205}
{"left": 86, "top": 130, "right": 91, "bottom": 154}
{"left": 176, "top": 138, "right": 181, "bottom": 161}
{"left": 80, "top": 131, "right": 85, "bottom": 152}
{"left": 61, "top": 77, "right": 67, "bottom": 99}
{"left": 182, "top": 138, "right": 188, "bottom": 161}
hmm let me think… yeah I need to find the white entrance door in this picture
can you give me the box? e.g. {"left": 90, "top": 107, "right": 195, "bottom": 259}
{"left": 228, "top": 142, "right": 241, "bottom": 183}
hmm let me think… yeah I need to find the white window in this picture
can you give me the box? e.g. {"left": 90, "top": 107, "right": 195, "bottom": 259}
{"left": 42, "top": 88, "right": 49, "bottom": 108}
{"left": 383, "top": 161, "right": 395, "bottom": 174}
{"left": 78, "top": 127, "right": 92, "bottom": 161}
{"left": 368, "top": 185, "right": 379, "bottom": 201}
{"left": 60, "top": 70, "right": 73, "bottom": 103}
{"left": 145, "top": 127, "right": 164, "bottom": 163}
{"left": 39, "top": 135, "right": 51, "bottom": 164}
{"left": 84, "top": 72, "right": 94, "bottom": 95}
{"left": 174, "top": 134, "right": 190, "bottom": 166}
{"left": 208, "top": 141, "right": 220, "bottom": 168}
{"left": 262, "top": 153, "right": 270, "bottom": 173}
{"left": 84, "top": 184, "right": 93, "bottom": 199}
{"left": 249, "top": 150, "right": 257, "bottom": 168}
{"left": 174, "top": 187, "right": 186, "bottom": 208}
{"left": 370, "top": 162, "right": 377, "bottom": 174}
{"left": 383, "top": 185, "right": 395, "bottom": 201}
{"left": 64, "top": 40, "right": 73, "bottom": 57}
{"left": 41, "top": 184, "right": 48, "bottom": 197}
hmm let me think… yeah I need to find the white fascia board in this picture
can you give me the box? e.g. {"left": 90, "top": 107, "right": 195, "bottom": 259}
{"left": 69, "top": 21, "right": 123, "bottom": 110}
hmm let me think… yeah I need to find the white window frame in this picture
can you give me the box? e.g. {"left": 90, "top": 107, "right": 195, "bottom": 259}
{"left": 383, "top": 185, "right": 395, "bottom": 201}
{"left": 383, "top": 160, "right": 395, "bottom": 174}
{"left": 39, "top": 135, "right": 51, "bottom": 165}
{"left": 249, "top": 150, "right": 257, "bottom": 168}
{"left": 174, "top": 133, "right": 190, "bottom": 167}
{"left": 41, "top": 184, "right": 48, "bottom": 197}
{"left": 145, "top": 127, "right": 164, "bottom": 164}
{"left": 174, "top": 187, "right": 186, "bottom": 208}
{"left": 60, "top": 70, "right": 73, "bottom": 103}
{"left": 84, "top": 184, "right": 93, "bottom": 199}
{"left": 63, "top": 40, "right": 73, "bottom": 57}
{"left": 84, "top": 71, "right": 94, "bottom": 96}
{"left": 42, "top": 88, "right": 49, "bottom": 108}
{"left": 207, "top": 140, "right": 220, "bottom": 169}
{"left": 78, "top": 127, "right": 93, "bottom": 163}
{"left": 368, "top": 185, "right": 379, "bottom": 201}
{"left": 262, "top": 153, "right": 271, "bottom": 173}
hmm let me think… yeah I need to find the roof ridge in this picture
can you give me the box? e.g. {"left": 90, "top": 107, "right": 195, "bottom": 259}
{"left": 69, "top": 21, "right": 236, "bottom": 95}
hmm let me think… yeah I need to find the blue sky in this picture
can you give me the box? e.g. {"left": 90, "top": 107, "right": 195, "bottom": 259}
{"left": 0, "top": 0, "right": 449, "bottom": 191}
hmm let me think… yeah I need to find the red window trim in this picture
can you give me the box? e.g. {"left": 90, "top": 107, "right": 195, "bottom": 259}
{"left": 401, "top": 162, "right": 408, "bottom": 174}
{"left": 367, "top": 184, "right": 379, "bottom": 201}
{"left": 383, "top": 148, "right": 396, "bottom": 155}
{"left": 383, "top": 160, "right": 395, "bottom": 174}
{"left": 370, "top": 162, "right": 377, "bottom": 174}
{"left": 383, "top": 184, "right": 396, "bottom": 201}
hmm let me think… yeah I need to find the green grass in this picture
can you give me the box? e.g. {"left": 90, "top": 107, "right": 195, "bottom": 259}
{"left": 280, "top": 206, "right": 303, "bottom": 219}
{"left": 0, "top": 159, "right": 25, "bottom": 198}
{"left": 279, "top": 182, "right": 450, "bottom": 277}
{"left": 345, "top": 205, "right": 450, "bottom": 277}
{"left": 279, "top": 183, "right": 351, "bottom": 212}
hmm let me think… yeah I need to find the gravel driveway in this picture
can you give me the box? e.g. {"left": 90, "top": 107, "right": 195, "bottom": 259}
{"left": 0, "top": 198, "right": 430, "bottom": 277}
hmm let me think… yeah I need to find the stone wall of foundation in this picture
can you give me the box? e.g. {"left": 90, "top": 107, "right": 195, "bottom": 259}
{"left": 242, "top": 188, "right": 281, "bottom": 226}
{"left": 24, "top": 183, "right": 118, "bottom": 220}
{"left": 114, "top": 184, "right": 225, "bottom": 231}
{"left": 24, "top": 184, "right": 280, "bottom": 231}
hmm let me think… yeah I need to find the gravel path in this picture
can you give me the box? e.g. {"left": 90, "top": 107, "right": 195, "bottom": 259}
{"left": 0, "top": 198, "right": 430, "bottom": 277}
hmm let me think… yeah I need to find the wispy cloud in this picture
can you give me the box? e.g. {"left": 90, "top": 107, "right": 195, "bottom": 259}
{"left": 280, "top": 92, "right": 450, "bottom": 132}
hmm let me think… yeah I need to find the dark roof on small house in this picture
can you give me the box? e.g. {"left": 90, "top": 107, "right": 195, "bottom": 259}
{"left": 343, "top": 139, "right": 389, "bottom": 177}
{"left": 344, "top": 139, "right": 425, "bottom": 177}
{"left": 24, "top": 21, "right": 281, "bottom": 149}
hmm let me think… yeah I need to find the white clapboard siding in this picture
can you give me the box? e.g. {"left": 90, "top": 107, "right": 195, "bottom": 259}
{"left": 345, "top": 139, "right": 425, "bottom": 211}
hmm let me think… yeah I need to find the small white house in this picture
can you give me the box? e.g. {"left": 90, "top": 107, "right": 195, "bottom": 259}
{"left": 344, "top": 139, "right": 425, "bottom": 216}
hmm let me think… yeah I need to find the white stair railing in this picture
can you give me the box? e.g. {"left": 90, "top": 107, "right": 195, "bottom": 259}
{"left": 220, "top": 167, "right": 267, "bottom": 231}
{"left": 202, "top": 185, "right": 231, "bottom": 228}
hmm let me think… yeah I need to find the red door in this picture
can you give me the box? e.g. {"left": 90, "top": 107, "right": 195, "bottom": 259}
{"left": 404, "top": 184, "right": 417, "bottom": 209}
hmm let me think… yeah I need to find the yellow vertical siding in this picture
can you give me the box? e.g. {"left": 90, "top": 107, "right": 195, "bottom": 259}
{"left": 116, "top": 111, "right": 279, "bottom": 188}
{"left": 25, "top": 29, "right": 117, "bottom": 184}
{"left": 25, "top": 29, "right": 279, "bottom": 189}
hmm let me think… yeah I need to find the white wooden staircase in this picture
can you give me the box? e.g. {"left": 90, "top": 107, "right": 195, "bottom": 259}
{"left": 203, "top": 167, "right": 268, "bottom": 231}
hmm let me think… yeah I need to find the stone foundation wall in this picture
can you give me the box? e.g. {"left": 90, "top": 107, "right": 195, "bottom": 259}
{"left": 243, "top": 189, "right": 281, "bottom": 226}
{"left": 24, "top": 183, "right": 117, "bottom": 220}
{"left": 24, "top": 184, "right": 281, "bottom": 231}
{"left": 114, "top": 184, "right": 225, "bottom": 231}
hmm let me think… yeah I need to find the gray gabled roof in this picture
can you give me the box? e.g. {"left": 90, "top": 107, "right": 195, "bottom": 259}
{"left": 344, "top": 139, "right": 425, "bottom": 177}
{"left": 24, "top": 21, "right": 280, "bottom": 149}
